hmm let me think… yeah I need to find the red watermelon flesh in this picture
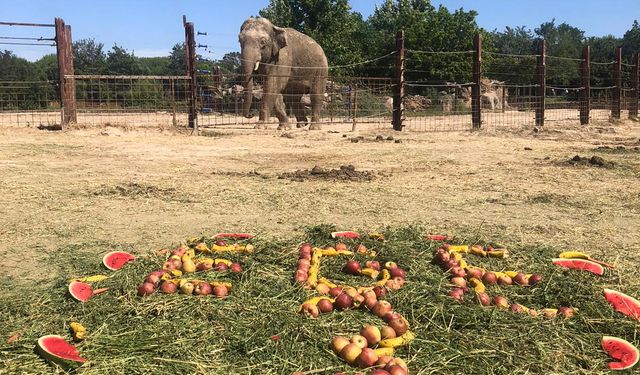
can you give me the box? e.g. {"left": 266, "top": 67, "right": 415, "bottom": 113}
{"left": 36, "top": 335, "right": 87, "bottom": 368}
{"left": 551, "top": 258, "right": 604, "bottom": 276}
{"left": 68, "top": 281, "right": 93, "bottom": 303}
{"left": 330, "top": 231, "right": 360, "bottom": 239}
{"left": 102, "top": 251, "right": 135, "bottom": 271}
{"left": 601, "top": 336, "right": 639, "bottom": 370}
{"left": 603, "top": 288, "right": 640, "bottom": 320}
{"left": 212, "top": 233, "right": 254, "bottom": 239}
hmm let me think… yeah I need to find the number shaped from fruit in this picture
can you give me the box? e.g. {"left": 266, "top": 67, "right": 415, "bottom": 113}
{"left": 138, "top": 233, "right": 254, "bottom": 298}
{"left": 295, "top": 232, "right": 413, "bottom": 374}
{"left": 432, "top": 242, "right": 576, "bottom": 319}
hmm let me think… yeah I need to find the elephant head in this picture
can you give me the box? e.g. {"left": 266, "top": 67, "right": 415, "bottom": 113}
{"left": 238, "top": 17, "right": 287, "bottom": 117}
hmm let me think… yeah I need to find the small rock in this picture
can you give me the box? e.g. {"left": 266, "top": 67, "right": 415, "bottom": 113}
{"left": 310, "top": 166, "right": 325, "bottom": 175}
{"left": 524, "top": 147, "right": 532, "bottom": 151}
{"left": 394, "top": 139, "right": 403, "bottom": 144}
{"left": 375, "top": 135, "right": 384, "bottom": 141}
{"left": 342, "top": 134, "right": 347, "bottom": 138}
{"left": 386, "top": 136, "right": 394, "bottom": 141}
{"left": 350, "top": 138, "right": 360, "bottom": 143}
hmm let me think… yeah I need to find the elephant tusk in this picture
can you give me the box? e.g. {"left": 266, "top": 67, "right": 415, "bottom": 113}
{"left": 254, "top": 61, "right": 260, "bottom": 71}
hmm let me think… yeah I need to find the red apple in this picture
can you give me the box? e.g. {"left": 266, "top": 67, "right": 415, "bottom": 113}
{"left": 449, "top": 276, "right": 467, "bottom": 288}
{"left": 194, "top": 282, "right": 212, "bottom": 296}
{"left": 334, "top": 293, "right": 353, "bottom": 310}
{"left": 297, "top": 258, "right": 310, "bottom": 270}
{"left": 388, "top": 317, "right": 408, "bottom": 336}
{"left": 315, "top": 283, "right": 330, "bottom": 295}
{"left": 449, "top": 266, "right": 466, "bottom": 278}
{"left": 317, "top": 299, "right": 334, "bottom": 313}
{"left": 357, "top": 347, "right": 379, "bottom": 368}
{"left": 344, "top": 260, "right": 361, "bottom": 275}
{"left": 386, "top": 365, "right": 407, "bottom": 375}
{"left": 373, "top": 286, "right": 387, "bottom": 299}
{"left": 159, "top": 280, "right": 177, "bottom": 294}
{"left": 366, "top": 260, "right": 381, "bottom": 271}
{"left": 329, "top": 287, "right": 344, "bottom": 297}
{"left": 137, "top": 282, "right": 156, "bottom": 297}
{"left": 356, "top": 243, "right": 368, "bottom": 253}
{"left": 350, "top": 334, "right": 368, "bottom": 349}
{"left": 331, "top": 336, "right": 350, "bottom": 354}
{"left": 384, "top": 261, "right": 398, "bottom": 270}
{"left": 513, "top": 272, "right": 529, "bottom": 286}
{"left": 294, "top": 269, "right": 308, "bottom": 282}
{"left": 212, "top": 284, "right": 228, "bottom": 298}
{"left": 339, "top": 343, "right": 362, "bottom": 365}
{"left": 448, "top": 287, "right": 465, "bottom": 301}
{"left": 197, "top": 262, "right": 213, "bottom": 271}
{"left": 372, "top": 300, "right": 392, "bottom": 318}
{"left": 492, "top": 295, "right": 509, "bottom": 309}
{"left": 360, "top": 325, "right": 381, "bottom": 346}
{"left": 476, "top": 292, "right": 491, "bottom": 306}
{"left": 559, "top": 306, "right": 575, "bottom": 318}
{"left": 230, "top": 263, "right": 242, "bottom": 273}
{"left": 215, "top": 239, "right": 227, "bottom": 246}
{"left": 467, "top": 268, "right": 484, "bottom": 279}
{"left": 301, "top": 303, "right": 319, "bottom": 318}
{"left": 335, "top": 242, "right": 348, "bottom": 251}
{"left": 497, "top": 275, "right": 512, "bottom": 285}
{"left": 380, "top": 325, "right": 397, "bottom": 340}
{"left": 215, "top": 262, "right": 228, "bottom": 271}
{"left": 528, "top": 273, "right": 542, "bottom": 285}
{"left": 481, "top": 272, "right": 497, "bottom": 285}
{"left": 144, "top": 273, "right": 161, "bottom": 286}
{"left": 389, "top": 267, "right": 406, "bottom": 279}
{"left": 371, "top": 370, "right": 391, "bottom": 375}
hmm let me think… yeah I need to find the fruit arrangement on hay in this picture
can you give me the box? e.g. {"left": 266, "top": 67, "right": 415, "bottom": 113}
{"left": 1, "top": 224, "right": 639, "bottom": 374}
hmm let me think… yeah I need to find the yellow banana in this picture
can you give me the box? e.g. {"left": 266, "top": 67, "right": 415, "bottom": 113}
{"left": 186, "top": 237, "right": 200, "bottom": 245}
{"left": 458, "top": 259, "right": 468, "bottom": 269}
{"left": 378, "top": 331, "right": 415, "bottom": 348}
{"left": 469, "top": 244, "right": 487, "bottom": 257}
{"left": 558, "top": 251, "right": 615, "bottom": 268}
{"left": 450, "top": 252, "right": 463, "bottom": 261}
{"left": 493, "top": 271, "right": 507, "bottom": 279}
{"left": 209, "top": 281, "right": 232, "bottom": 289}
{"left": 360, "top": 268, "right": 379, "bottom": 279}
{"left": 368, "top": 232, "right": 385, "bottom": 241}
{"left": 505, "top": 271, "right": 518, "bottom": 278}
{"left": 375, "top": 269, "right": 391, "bottom": 286}
{"left": 373, "top": 347, "right": 395, "bottom": 357}
{"left": 468, "top": 278, "right": 485, "bottom": 293}
{"left": 487, "top": 249, "right": 509, "bottom": 258}
{"left": 306, "top": 263, "right": 320, "bottom": 288}
{"left": 298, "top": 296, "right": 334, "bottom": 312}
{"left": 318, "top": 277, "right": 337, "bottom": 288}
{"left": 541, "top": 308, "right": 558, "bottom": 318}
{"left": 447, "top": 245, "right": 469, "bottom": 253}
{"left": 67, "top": 275, "right": 110, "bottom": 283}
{"left": 170, "top": 269, "right": 183, "bottom": 277}
{"left": 213, "top": 258, "right": 232, "bottom": 267}
{"left": 320, "top": 248, "right": 353, "bottom": 256}
{"left": 69, "top": 322, "right": 86, "bottom": 341}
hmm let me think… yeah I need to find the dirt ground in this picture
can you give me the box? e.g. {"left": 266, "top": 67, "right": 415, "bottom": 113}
{"left": 1, "top": 118, "right": 639, "bottom": 282}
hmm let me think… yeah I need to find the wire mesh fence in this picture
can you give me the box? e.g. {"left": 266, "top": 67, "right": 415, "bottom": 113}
{"left": 0, "top": 80, "right": 61, "bottom": 127}
{"left": 65, "top": 75, "right": 192, "bottom": 127}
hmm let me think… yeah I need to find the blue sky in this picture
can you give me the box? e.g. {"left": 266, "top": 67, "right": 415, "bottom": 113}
{"left": 1, "top": 0, "right": 638, "bottom": 62}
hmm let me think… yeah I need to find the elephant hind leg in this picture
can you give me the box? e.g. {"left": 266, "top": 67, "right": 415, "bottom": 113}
{"left": 274, "top": 94, "right": 291, "bottom": 130}
{"left": 309, "top": 79, "right": 326, "bottom": 130}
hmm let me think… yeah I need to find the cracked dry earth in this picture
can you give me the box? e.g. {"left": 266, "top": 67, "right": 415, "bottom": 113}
{"left": 1, "top": 121, "right": 639, "bottom": 282}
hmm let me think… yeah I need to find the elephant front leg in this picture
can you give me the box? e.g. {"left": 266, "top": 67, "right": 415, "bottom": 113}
{"left": 258, "top": 77, "right": 289, "bottom": 130}
{"left": 274, "top": 95, "right": 291, "bottom": 130}
{"left": 309, "top": 81, "right": 325, "bottom": 130}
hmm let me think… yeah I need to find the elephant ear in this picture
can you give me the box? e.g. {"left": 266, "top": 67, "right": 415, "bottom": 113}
{"left": 273, "top": 26, "right": 287, "bottom": 50}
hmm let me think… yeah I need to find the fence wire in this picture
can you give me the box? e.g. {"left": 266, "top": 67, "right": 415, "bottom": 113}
{"left": 0, "top": 80, "right": 60, "bottom": 127}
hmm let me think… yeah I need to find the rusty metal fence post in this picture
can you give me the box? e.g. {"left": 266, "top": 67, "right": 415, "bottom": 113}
{"left": 612, "top": 46, "right": 622, "bottom": 120}
{"left": 392, "top": 30, "right": 405, "bottom": 131}
{"left": 580, "top": 45, "right": 590, "bottom": 125}
{"left": 472, "top": 33, "right": 482, "bottom": 129}
{"left": 183, "top": 16, "right": 197, "bottom": 132}
{"left": 55, "top": 17, "right": 76, "bottom": 126}
{"left": 631, "top": 53, "right": 639, "bottom": 120}
{"left": 535, "top": 39, "right": 546, "bottom": 126}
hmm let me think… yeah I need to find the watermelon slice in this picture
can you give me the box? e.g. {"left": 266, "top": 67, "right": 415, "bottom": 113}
{"left": 601, "top": 336, "right": 639, "bottom": 370}
{"left": 36, "top": 335, "right": 87, "bottom": 368}
{"left": 68, "top": 281, "right": 93, "bottom": 303}
{"left": 603, "top": 288, "right": 640, "bottom": 320}
{"left": 212, "top": 233, "right": 254, "bottom": 239}
{"left": 102, "top": 251, "right": 135, "bottom": 271}
{"left": 330, "top": 231, "right": 360, "bottom": 239}
{"left": 551, "top": 258, "right": 604, "bottom": 276}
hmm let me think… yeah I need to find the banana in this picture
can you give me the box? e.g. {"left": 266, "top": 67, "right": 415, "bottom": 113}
{"left": 213, "top": 258, "right": 232, "bottom": 267}
{"left": 559, "top": 251, "right": 615, "bottom": 268}
{"left": 209, "top": 281, "right": 233, "bottom": 289}
{"left": 375, "top": 269, "right": 391, "bottom": 286}
{"left": 450, "top": 252, "right": 463, "bottom": 261}
{"left": 320, "top": 248, "right": 353, "bottom": 256}
{"left": 505, "top": 271, "right": 518, "bottom": 278}
{"left": 447, "top": 245, "right": 469, "bottom": 253}
{"left": 373, "top": 347, "right": 395, "bottom": 357}
{"left": 541, "top": 308, "right": 558, "bottom": 318}
{"left": 360, "top": 268, "right": 379, "bottom": 279}
{"left": 493, "top": 271, "right": 507, "bottom": 279}
{"left": 468, "top": 278, "right": 485, "bottom": 293}
{"left": 318, "top": 277, "right": 337, "bottom": 288}
{"left": 378, "top": 331, "right": 415, "bottom": 348}
{"left": 186, "top": 237, "right": 200, "bottom": 245}
{"left": 469, "top": 244, "right": 487, "bottom": 257}
{"left": 458, "top": 259, "right": 468, "bottom": 269}
{"left": 67, "top": 275, "right": 110, "bottom": 283}
{"left": 368, "top": 232, "right": 385, "bottom": 241}
{"left": 69, "top": 322, "right": 86, "bottom": 341}
{"left": 487, "top": 249, "right": 509, "bottom": 258}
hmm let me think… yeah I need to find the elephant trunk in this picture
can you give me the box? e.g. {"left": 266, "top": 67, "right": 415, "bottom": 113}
{"left": 241, "top": 51, "right": 260, "bottom": 118}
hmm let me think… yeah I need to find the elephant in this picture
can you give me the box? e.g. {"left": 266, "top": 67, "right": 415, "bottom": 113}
{"left": 239, "top": 17, "right": 328, "bottom": 130}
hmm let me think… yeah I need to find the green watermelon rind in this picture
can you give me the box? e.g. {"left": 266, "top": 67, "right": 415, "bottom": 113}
{"left": 603, "top": 288, "right": 640, "bottom": 321}
{"left": 102, "top": 251, "right": 135, "bottom": 271}
{"left": 36, "top": 335, "right": 87, "bottom": 368}
{"left": 68, "top": 281, "right": 93, "bottom": 303}
{"left": 601, "top": 335, "right": 639, "bottom": 370}
{"left": 551, "top": 258, "right": 604, "bottom": 276}
{"left": 330, "top": 231, "right": 361, "bottom": 239}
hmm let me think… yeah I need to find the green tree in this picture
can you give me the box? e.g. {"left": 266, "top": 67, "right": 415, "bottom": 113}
{"left": 535, "top": 20, "right": 585, "bottom": 86}
{"left": 622, "top": 20, "right": 640, "bottom": 61}
{"left": 34, "top": 54, "right": 59, "bottom": 81}
{"left": 218, "top": 52, "right": 241, "bottom": 74}
{"left": 168, "top": 43, "right": 186, "bottom": 75}
{"left": 485, "top": 26, "right": 537, "bottom": 85}
{"left": 106, "top": 45, "right": 145, "bottom": 75}
{"left": 73, "top": 38, "right": 106, "bottom": 74}
{"left": 139, "top": 57, "right": 171, "bottom": 75}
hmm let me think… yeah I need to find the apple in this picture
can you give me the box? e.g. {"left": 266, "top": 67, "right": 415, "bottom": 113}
{"left": 386, "top": 365, "right": 407, "bottom": 375}
{"left": 331, "top": 336, "right": 350, "bottom": 355}
{"left": 301, "top": 303, "right": 320, "bottom": 318}
{"left": 197, "top": 261, "right": 213, "bottom": 271}
{"left": 215, "top": 262, "right": 229, "bottom": 271}
{"left": 481, "top": 272, "right": 497, "bottom": 285}
{"left": 344, "top": 260, "right": 361, "bottom": 275}
{"left": 372, "top": 300, "right": 393, "bottom": 318}
{"left": 360, "top": 325, "right": 381, "bottom": 346}
{"left": 384, "top": 261, "right": 398, "bottom": 270}
{"left": 194, "top": 282, "right": 212, "bottom": 296}
{"left": 299, "top": 251, "right": 311, "bottom": 260}
{"left": 467, "top": 268, "right": 483, "bottom": 279}
{"left": 388, "top": 317, "right": 408, "bottom": 336}
{"left": 448, "top": 288, "right": 465, "bottom": 301}
{"left": 366, "top": 260, "right": 381, "bottom": 271}
{"left": 159, "top": 280, "right": 177, "bottom": 294}
{"left": 334, "top": 293, "right": 353, "bottom": 310}
{"left": 331, "top": 336, "right": 351, "bottom": 354}
{"left": 299, "top": 243, "right": 312, "bottom": 253}
{"left": 179, "top": 282, "right": 195, "bottom": 295}
{"left": 558, "top": 306, "right": 575, "bottom": 318}
{"left": 162, "top": 261, "right": 176, "bottom": 271}
{"left": 443, "top": 259, "right": 459, "bottom": 271}
{"left": 476, "top": 292, "right": 491, "bottom": 306}
{"left": 497, "top": 275, "right": 512, "bottom": 286}
{"left": 350, "top": 334, "right": 368, "bottom": 349}
{"left": 335, "top": 242, "right": 348, "bottom": 251}
{"left": 230, "top": 263, "right": 242, "bottom": 273}
{"left": 329, "top": 287, "right": 344, "bottom": 297}
{"left": 389, "top": 267, "right": 406, "bottom": 279}
{"left": 144, "top": 273, "right": 161, "bottom": 286}
{"left": 172, "top": 246, "right": 187, "bottom": 257}
{"left": 356, "top": 243, "right": 368, "bottom": 253}
{"left": 317, "top": 299, "right": 334, "bottom": 313}
{"left": 449, "top": 276, "right": 467, "bottom": 288}
{"left": 513, "top": 272, "right": 529, "bottom": 286}
{"left": 385, "top": 279, "right": 401, "bottom": 291}
{"left": 343, "top": 287, "right": 359, "bottom": 299}
{"left": 212, "top": 284, "right": 228, "bottom": 298}
{"left": 528, "top": 273, "right": 542, "bottom": 285}
{"left": 376, "top": 355, "right": 395, "bottom": 368}
{"left": 387, "top": 358, "right": 408, "bottom": 371}
{"left": 510, "top": 303, "right": 526, "bottom": 313}
{"left": 357, "top": 347, "right": 379, "bottom": 368}
{"left": 294, "top": 269, "right": 308, "bottom": 282}
{"left": 297, "top": 258, "right": 310, "bottom": 271}
{"left": 137, "top": 282, "right": 156, "bottom": 297}
{"left": 380, "top": 325, "right": 397, "bottom": 340}
{"left": 371, "top": 370, "right": 391, "bottom": 375}
{"left": 353, "top": 293, "right": 365, "bottom": 306}
{"left": 373, "top": 286, "right": 387, "bottom": 299}
{"left": 339, "top": 343, "right": 362, "bottom": 365}
{"left": 492, "top": 295, "right": 509, "bottom": 309}
{"left": 214, "top": 239, "right": 227, "bottom": 247}
{"left": 383, "top": 312, "right": 401, "bottom": 323}
{"left": 449, "top": 267, "right": 466, "bottom": 278}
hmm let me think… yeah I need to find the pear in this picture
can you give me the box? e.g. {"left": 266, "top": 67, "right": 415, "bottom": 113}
{"left": 182, "top": 257, "right": 197, "bottom": 273}
{"left": 180, "top": 282, "right": 195, "bottom": 295}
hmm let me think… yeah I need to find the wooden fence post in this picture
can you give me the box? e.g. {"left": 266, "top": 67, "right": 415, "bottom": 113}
{"left": 352, "top": 84, "right": 358, "bottom": 132}
{"left": 630, "top": 52, "right": 639, "bottom": 120}
{"left": 392, "top": 30, "right": 405, "bottom": 131}
{"left": 472, "top": 33, "right": 482, "bottom": 129}
{"left": 184, "top": 16, "right": 198, "bottom": 132}
{"left": 535, "top": 39, "right": 546, "bottom": 126}
{"left": 55, "top": 18, "right": 76, "bottom": 127}
{"left": 612, "top": 46, "right": 622, "bottom": 120}
{"left": 580, "top": 45, "right": 590, "bottom": 125}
